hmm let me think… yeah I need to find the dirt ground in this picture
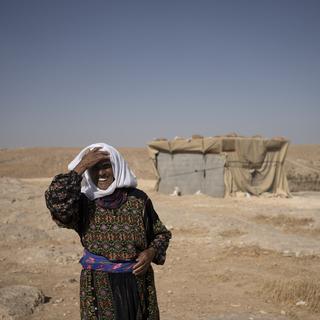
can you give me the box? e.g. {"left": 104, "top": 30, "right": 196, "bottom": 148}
{"left": 1, "top": 176, "right": 320, "bottom": 320}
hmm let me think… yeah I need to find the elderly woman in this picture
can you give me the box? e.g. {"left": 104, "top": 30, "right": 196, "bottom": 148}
{"left": 45, "top": 143, "right": 171, "bottom": 320}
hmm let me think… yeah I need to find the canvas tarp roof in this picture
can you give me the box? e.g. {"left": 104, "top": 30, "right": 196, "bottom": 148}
{"left": 148, "top": 136, "right": 290, "bottom": 197}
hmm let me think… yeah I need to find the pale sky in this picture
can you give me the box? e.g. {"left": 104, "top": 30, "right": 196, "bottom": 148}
{"left": 1, "top": 0, "right": 319, "bottom": 148}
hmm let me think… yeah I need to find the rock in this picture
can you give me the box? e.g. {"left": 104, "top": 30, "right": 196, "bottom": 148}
{"left": 16, "top": 247, "right": 81, "bottom": 266}
{"left": 0, "top": 285, "right": 45, "bottom": 319}
{"left": 282, "top": 250, "right": 294, "bottom": 257}
{"left": 170, "top": 187, "right": 181, "bottom": 196}
{"left": 0, "top": 305, "right": 14, "bottom": 320}
{"left": 0, "top": 224, "right": 50, "bottom": 242}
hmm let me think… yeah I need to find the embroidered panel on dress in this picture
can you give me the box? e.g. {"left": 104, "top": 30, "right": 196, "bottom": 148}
{"left": 135, "top": 268, "right": 160, "bottom": 320}
{"left": 81, "top": 196, "right": 147, "bottom": 260}
{"left": 80, "top": 269, "right": 115, "bottom": 320}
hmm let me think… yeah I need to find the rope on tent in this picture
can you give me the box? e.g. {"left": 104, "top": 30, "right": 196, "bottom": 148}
{"left": 165, "top": 166, "right": 225, "bottom": 178}
{"left": 226, "top": 160, "right": 283, "bottom": 165}
{"left": 163, "top": 161, "right": 283, "bottom": 178}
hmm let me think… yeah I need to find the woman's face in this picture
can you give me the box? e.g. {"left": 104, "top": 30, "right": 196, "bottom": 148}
{"left": 88, "top": 160, "right": 114, "bottom": 190}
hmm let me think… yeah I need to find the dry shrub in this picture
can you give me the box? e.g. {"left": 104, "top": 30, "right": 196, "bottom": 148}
{"left": 253, "top": 214, "right": 320, "bottom": 238}
{"left": 262, "top": 279, "right": 320, "bottom": 312}
{"left": 223, "top": 245, "right": 274, "bottom": 257}
{"left": 207, "top": 272, "right": 233, "bottom": 283}
{"left": 253, "top": 214, "right": 314, "bottom": 228}
{"left": 307, "top": 228, "right": 320, "bottom": 236}
{"left": 219, "top": 229, "right": 247, "bottom": 238}
{"left": 173, "top": 226, "right": 209, "bottom": 236}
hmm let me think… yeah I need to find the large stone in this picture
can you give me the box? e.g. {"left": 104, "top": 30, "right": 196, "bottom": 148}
{"left": 0, "top": 285, "right": 45, "bottom": 319}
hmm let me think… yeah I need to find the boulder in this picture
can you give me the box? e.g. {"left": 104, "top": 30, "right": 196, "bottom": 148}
{"left": 0, "top": 285, "right": 45, "bottom": 319}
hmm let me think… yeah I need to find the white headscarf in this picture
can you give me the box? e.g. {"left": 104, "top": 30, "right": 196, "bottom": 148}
{"left": 68, "top": 142, "right": 137, "bottom": 200}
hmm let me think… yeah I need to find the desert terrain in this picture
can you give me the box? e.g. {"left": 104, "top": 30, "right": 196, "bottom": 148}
{"left": 0, "top": 145, "right": 320, "bottom": 191}
{"left": 0, "top": 145, "right": 320, "bottom": 320}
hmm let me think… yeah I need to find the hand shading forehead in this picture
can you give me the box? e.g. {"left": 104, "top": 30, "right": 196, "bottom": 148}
{"left": 93, "top": 160, "right": 112, "bottom": 170}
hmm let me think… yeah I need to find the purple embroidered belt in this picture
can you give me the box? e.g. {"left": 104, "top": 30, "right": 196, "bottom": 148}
{"left": 79, "top": 249, "right": 136, "bottom": 273}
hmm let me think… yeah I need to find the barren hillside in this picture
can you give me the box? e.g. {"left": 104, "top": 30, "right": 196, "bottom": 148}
{"left": 0, "top": 144, "right": 319, "bottom": 191}
{"left": 0, "top": 147, "right": 155, "bottom": 179}
{"left": 285, "top": 145, "right": 320, "bottom": 191}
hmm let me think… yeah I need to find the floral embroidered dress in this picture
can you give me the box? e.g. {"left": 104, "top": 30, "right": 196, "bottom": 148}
{"left": 45, "top": 170, "right": 171, "bottom": 320}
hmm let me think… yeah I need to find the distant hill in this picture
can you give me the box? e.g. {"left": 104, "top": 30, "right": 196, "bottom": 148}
{"left": 0, "top": 144, "right": 319, "bottom": 191}
{"left": 0, "top": 147, "right": 155, "bottom": 179}
{"left": 285, "top": 144, "right": 320, "bottom": 191}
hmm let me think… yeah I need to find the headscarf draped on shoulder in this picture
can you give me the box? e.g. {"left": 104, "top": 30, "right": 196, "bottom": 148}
{"left": 68, "top": 143, "right": 137, "bottom": 200}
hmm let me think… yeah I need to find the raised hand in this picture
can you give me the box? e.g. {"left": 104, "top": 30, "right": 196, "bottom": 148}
{"left": 73, "top": 147, "right": 110, "bottom": 175}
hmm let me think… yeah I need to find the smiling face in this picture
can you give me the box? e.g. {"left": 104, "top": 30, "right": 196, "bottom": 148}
{"left": 88, "top": 159, "right": 114, "bottom": 190}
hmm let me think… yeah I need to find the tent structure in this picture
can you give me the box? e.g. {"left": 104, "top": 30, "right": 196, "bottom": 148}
{"left": 148, "top": 135, "right": 290, "bottom": 197}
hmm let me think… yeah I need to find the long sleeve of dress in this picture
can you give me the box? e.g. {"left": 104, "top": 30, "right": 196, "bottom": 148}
{"left": 144, "top": 198, "right": 172, "bottom": 265}
{"left": 45, "top": 170, "right": 83, "bottom": 231}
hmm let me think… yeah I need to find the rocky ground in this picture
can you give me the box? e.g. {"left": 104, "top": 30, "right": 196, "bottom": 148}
{"left": 0, "top": 176, "right": 320, "bottom": 320}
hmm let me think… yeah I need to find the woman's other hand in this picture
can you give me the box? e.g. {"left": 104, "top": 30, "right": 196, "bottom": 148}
{"left": 133, "top": 247, "right": 156, "bottom": 276}
{"left": 73, "top": 147, "right": 110, "bottom": 175}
